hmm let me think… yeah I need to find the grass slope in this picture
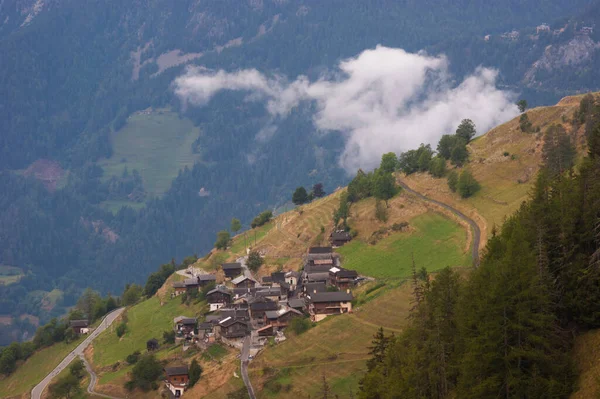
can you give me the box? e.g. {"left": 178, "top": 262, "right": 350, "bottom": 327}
{"left": 98, "top": 110, "right": 201, "bottom": 207}
{"left": 249, "top": 283, "right": 414, "bottom": 398}
{"left": 92, "top": 296, "right": 206, "bottom": 367}
{"left": 0, "top": 339, "right": 83, "bottom": 398}
{"left": 337, "top": 212, "right": 469, "bottom": 278}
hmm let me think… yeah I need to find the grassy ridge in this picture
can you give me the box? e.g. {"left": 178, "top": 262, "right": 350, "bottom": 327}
{"left": 337, "top": 212, "right": 469, "bottom": 278}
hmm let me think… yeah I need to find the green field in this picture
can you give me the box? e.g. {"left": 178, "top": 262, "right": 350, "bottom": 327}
{"left": 98, "top": 110, "right": 202, "bottom": 204}
{"left": 337, "top": 212, "right": 470, "bottom": 278}
{"left": 0, "top": 265, "right": 24, "bottom": 286}
{"left": 92, "top": 295, "right": 207, "bottom": 367}
{"left": 0, "top": 339, "right": 83, "bottom": 398}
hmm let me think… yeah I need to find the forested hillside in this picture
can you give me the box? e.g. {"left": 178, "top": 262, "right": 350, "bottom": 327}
{"left": 1, "top": 0, "right": 599, "bottom": 345}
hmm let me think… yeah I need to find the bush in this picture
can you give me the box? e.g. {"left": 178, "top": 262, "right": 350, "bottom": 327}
{"left": 289, "top": 317, "right": 312, "bottom": 335}
{"left": 69, "top": 358, "right": 85, "bottom": 378}
{"left": 374, "top": 199, "right": 388, "bottom": 222}
{"left": 428, "top": 156, "right": 447, "bottom": 177}
{"left": 128, "top": 354, "right": 162, "bottom": 391}
{"left": 503, "top": 151, "right": 510, "bottom": 157}
{"left": 391, "top": 222, "right": 409, "bottom": 231}
{"left": 214, "top": 230, "right": 231, "bottom": 250}
{"left": 163, "top": 330, "right": 176, "bottom": 344}
{"left": 251, "top": 210, "right": 273, "bottom": 228}
{"left": 457, "top": 170, "right": 481, "bottom": 198}
{"left": 116, "top": 322, "right": 127, "bottom": 337}
{"left": 189, "top": 359, "right": 203, "bottom": 387}
{"left": 126, "top": 351, "right": 141, "bottom": 365}
{"left": 247, "top": 250, "right": 264, "bottom": 272}
{"left": 447, "top": 171, "right": 459, "bottom": 192}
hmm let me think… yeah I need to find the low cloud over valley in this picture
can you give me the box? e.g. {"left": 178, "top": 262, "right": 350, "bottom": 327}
{"left": 174, "top": 46, "right": 519, "bottom": 172}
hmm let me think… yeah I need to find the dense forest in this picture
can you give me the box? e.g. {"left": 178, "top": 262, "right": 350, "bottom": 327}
{"left": 359, "top": 96, "right": 600, "bottom": 398}
{"left": 1, "top": 0, "right": 599, "bottom": 344}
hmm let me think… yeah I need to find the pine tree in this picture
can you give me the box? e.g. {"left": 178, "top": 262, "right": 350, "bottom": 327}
{"left": 366, "top": 327, "right": 389, "bottom": 371}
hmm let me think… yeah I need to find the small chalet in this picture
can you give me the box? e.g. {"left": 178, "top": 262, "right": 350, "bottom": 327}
{"left": 172, "top": 281, "right": 187, "bottom": 296}
{"left": 197, "top": 322, "right": 215, "bottom": 343}
{"left": 217, "top": 317, "right": 248, "bottom": 339}
{"left": 306, "top": 247, "right": 335, "bottom": 267}
{"left": 285, "top": 271, "right": 301, "bottom": 290}
{"left": 264, "top": 307, "right": 303, "bottom": 327}
{"left": 197, "top": 274, "right": 217, "bottom": 286}
{"left": 164, "top": 365, "right": 189, "bottom": 397}
{"left": 249, "top": 299, "right": 278, "bottom": 321}
{"left": 329, "top": 267, "right": 358, "bottom": 290}
{"left": 231, "top": 275, "right": 257, "bottom": 289}
{"left": 270, "top": 272, "right": 286, "bottom": 287}
{"left": 221, "top": 263, "right": 243, "bottom": 279}
{"left": 183, "top": 278, "right": 199, "bottom": 292}
{"left": 147, "top": 338, "right": 159, "bottom": 351}
{"left": 254, "top": 287, "right": 282, "bottom": 302}
{"left": 70, "top": 320, "right": 89, "bottom": 335}
{"left": 330, "top": 230, "right": 352, "bottom": 247}
{"left": 261, "top": 275, "right": 273, "bottom": 286}
{"left": 206, "top": 286, "right": 232, "bottom": 311}
{"left": 174, "top": 316, "right": 197, "bottom": 336}
{"left": 307, "top": 291, "right": 353, "bottom": 322}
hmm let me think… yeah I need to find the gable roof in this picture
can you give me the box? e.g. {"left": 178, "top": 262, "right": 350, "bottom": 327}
{"left": 250, "top": 301, "right": 278, "bottom": 311}
{"left": 184, "top": 278, "right": 199, "bottom": 286}
{"left": 305, "top": 282, "right": 326, "bottom": 293}
{"left": 285, "top": 271, "right": 301, "bottom": 279}
{"left": 308, "top": 291, "right": 353, "bottom": 303}
{"left": 308, "top": 247, "right": 333, "bottom": 254}
{"left": 265, "top": 307, "right": 303, "bottom": 319}
{"left": 221, "top": 263, "right": 242, "bottom": 270}
{"left": 288, "top": 298, "right": 306, "bottom": 309}
{"left": 271, "top": 272, "right": 286, "bottom": 282}
{"left": 207, "top": 286, "right": 232, "bottom": 297}
{"left": 219, "top": 318, "right": 248, "bottom": 328}
{"left": 232, "top": 275, "right": 256, "bottom": 285}
{"left": 337, "top": 269, "right": 358, "bottom": 278}
{"left": 173, "top": 281, "right": 186, "bottom": 288}
{"left": 70, "top": 320, "right": 89, "bottom": 327}
{"left": 173, "top": 316, "right": 196, "bottom": 324}
{"left": 165, "top": 366, "right": 188, "bottom": 376}
{"left": 197, "top": 274, "right": 217, "bottom": 281}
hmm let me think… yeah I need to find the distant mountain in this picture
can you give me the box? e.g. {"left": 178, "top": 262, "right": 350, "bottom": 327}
{"left": 0, "top": 0, "right": 598, "bottom": 344}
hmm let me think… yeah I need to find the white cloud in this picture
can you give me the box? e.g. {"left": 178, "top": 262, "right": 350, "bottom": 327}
{"left": 173, "top": 45, "right": 519, "bottom": 172}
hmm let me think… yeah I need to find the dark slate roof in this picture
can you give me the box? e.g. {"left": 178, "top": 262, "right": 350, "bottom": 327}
{"left": 285, "top": 271, "right": 301, "bottom": 279}
{"left": 288, "top": 298, "right": 305, "bottom": 309}
{"left": 337, "top": 269, "right": 359, "bottom": 278}
{"left": 307, "top": 272, "right": 330, "bottom": 282}
{"left": 221, "top": 263, "right": 242, "bottom": 270}
{"left": 173, "top": 281, "right": 186, "bottom": 288}
{"left": 69, "top": 320, "right": 89, "bottom": 327}
{"left": 180, "top": 318, "right": 197, "bottom": 325}
{"left": 205, "top": 315, "right": 222, "bottom": 323}
{"left": 305, "top": 282, "right": 327, "bottom": 294}
{"left": 184, "top": 278, "right": 199, "bottom": 286}
{"left": 165, "top": 366, "right": 189, "bottom": 376}
{"left": 197, "top": 322, "right": 213, "bottom": 330}
{"left": 304, "top": 264, "right": 332, "bottom": 274}
{"left": 308, "top": 247, "right": 333, "bottom": 254}
{"left": 255, "top": 287, "right": 281, "bottom": 298}
{"left": 331, "top": 231, "right": 352, "bottom": 240}
{"left": 207, "top": 286, "right": 232, "bottom": 296}
{"left": 271, "top": 272, "right": 286, "bottom": 282}
{"left": 308, "top": 291, "right": 353, "bottom": 303}
{"left": 219, "top": 318, "right": 248, "bottom": 328}
{"left": 219, "top": 309, "right": 249, "bottom": 320}
{"left": 250, "top": 301, "right": 278, "bottom": 311}
{"left": 198, "top": 274, "right": 217, "bottom": 281}
{"left": 262, "top": 276, "right": 273, "bottom": 284}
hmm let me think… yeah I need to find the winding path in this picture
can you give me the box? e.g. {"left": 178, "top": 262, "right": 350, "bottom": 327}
{"left": 31, "top": 307, "right": 125, "bottom": 399}
{"left": 80, "top": 354, "right": 122, "bottom": 399}
{"left": 241, "top": 336, "right": 257, "bottom": 399}
{"left": 397, "top": 179, "right": 481, "bottom": 267}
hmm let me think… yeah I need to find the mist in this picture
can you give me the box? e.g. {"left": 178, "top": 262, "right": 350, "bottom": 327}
{"left": 174, "top": 46, "right": 519, "bottom": 172}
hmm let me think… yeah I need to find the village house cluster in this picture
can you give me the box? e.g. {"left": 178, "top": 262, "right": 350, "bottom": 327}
{"left": 163, "top": 244, "right": 360, "bottom": 396}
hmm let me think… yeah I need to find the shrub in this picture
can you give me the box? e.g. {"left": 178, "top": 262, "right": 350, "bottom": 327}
{"left": 503, "top": 151, "right": 510, "bottom": 157}
{"left": 447, "top": 171, "right": 459, "bottom": 192}
{"left": 189, "top": 359, "right": 203, "bottom": 387}
{"left": 289, "top": 317, "right": 312, "bottom": 335}
{"left": 128, "top": 354, "right": 162, "bottom": 391}
{"left": 391, "top": 221, "right": 409, "bottom": 231}
{"left": 251, "top": 210, "right": 273, "bottom": 228}
{"left": 126, "top": 351, "right": 141, "bottom": 364}
{"left": 214, "top": 230, "right": 231, "bottom": 250}
{"left": 457, "top": 170, "right": 481, "bottom": 198}
{"left": 374, "top": 199, "right": 388, "bottom": 222}
{"left": 116, "top": 322, "right": 127, "bottom": 337}
{"left": 163, "top": 330, "right": 175, "bottom": 344}
{"left": 247, "top": 250, "right": 264, "bottom": 272}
